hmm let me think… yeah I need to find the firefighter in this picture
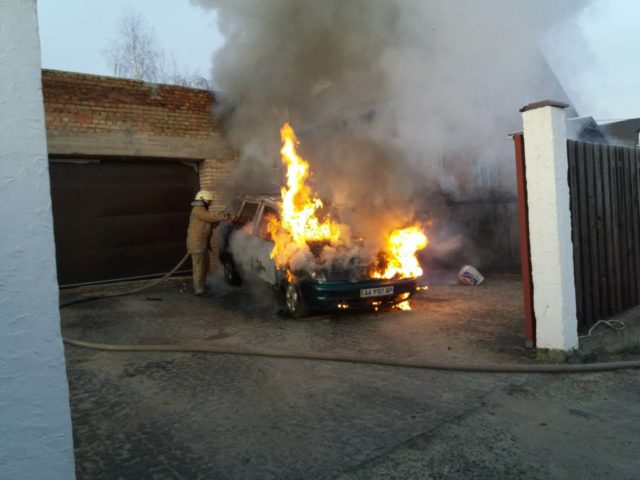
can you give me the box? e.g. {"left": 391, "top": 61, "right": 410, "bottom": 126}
{"left": 187, "top": 190, "right": 225, "bottom": 295}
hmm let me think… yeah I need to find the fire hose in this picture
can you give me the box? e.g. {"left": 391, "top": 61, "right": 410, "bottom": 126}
{"left": 59, "top": 252, "right": 191, "bottom": 308}
{"left": 60, "top": 252, "right": 640, "bottom": 374}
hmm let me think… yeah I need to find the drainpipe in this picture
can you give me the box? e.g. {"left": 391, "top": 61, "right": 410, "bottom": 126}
{"left": 512, "top": 132, "right": 535, "bottom": 349}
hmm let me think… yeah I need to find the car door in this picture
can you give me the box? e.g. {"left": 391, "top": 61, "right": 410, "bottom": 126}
{"left": 229, "top": 200, "right": 260, "bottom": 278}
{"left": 252, "top": 202, "right": 279, "bottom": 286}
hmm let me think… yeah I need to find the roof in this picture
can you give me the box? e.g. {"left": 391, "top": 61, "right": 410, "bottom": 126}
{"left": 598, "top": 118, "right": 640, "bottom": 147}
{"left": 42, "top": 68, "right": 213, "bottom": 93}
{"left": 566, "top": 116, "right": 609, "bottom": 144}
{"left": 238, "top": 193, "right": 280, "bottom": 203}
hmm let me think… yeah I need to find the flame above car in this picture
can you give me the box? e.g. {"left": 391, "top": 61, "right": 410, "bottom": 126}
{"left": 270, "top": 122, "right": 428, "bottom": 285}
{"left": 280, "top": 123, "right": 341, "bottom": 245}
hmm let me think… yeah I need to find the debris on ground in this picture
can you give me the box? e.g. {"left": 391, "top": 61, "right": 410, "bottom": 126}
{"left": 457, "top": 265, "right": 485, "bottom": 286}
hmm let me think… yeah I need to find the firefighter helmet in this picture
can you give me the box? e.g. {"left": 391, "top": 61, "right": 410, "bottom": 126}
{"left": 194, "top": 190, "right": 214, "bottom": 203}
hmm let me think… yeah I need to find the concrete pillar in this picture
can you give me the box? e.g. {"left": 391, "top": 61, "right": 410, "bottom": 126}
{"left": 520, "top": 100, "right": 578, "bottom": 352}
{"left": 0, "top": 1, "right": 76, "bottom": 478}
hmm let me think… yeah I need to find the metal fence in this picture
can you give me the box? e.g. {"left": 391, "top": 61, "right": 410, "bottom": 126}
{"left": 567, "top": 139, "right": 640, "bottom": 329}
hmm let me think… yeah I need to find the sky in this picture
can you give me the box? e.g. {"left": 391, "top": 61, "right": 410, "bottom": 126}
{"left": 38, "top": 0, "right": 640, "bottom": 120}
{"left": 38, "top": 0, "right": 223, "bottom": 80}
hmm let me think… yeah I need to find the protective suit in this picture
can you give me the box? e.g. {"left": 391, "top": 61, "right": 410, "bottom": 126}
{"left": 187, "top": 190, "right": 225, "bottom": 295}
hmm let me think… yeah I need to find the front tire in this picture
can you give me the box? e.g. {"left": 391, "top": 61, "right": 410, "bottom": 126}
{"left": 223, "top": 258, "right": 241, "bottom": 286}
{"left": 285, "top": 282, "right": 309, "bottom": 318}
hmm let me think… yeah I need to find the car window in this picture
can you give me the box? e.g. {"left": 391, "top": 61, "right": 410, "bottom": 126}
{"left": 258, "top": 205, "right": 279, "bottom": 241}
{"left": 237, "top": 201, "right": 259, "bottom": 226}
{"left": 225, "top": 198, "right": 242, "bottom": 217}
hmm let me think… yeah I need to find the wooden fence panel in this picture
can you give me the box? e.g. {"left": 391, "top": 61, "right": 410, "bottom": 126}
{"left": 567, "top": 142, "right": 583, "bottom": 324}
{"left": 611, "top": 147, "right": 622, "bottom": 312}
{"left": 567, "top": 139, "right": 640, "bottom": 329}
{"left": 634, "top": 153, "right": 640, "bottom": 302}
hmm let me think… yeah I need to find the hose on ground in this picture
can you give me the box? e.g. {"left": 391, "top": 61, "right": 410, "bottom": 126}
{"left": 61, "top": 337, "right": 640, "bottom": 374}
{"left": 60, "top": 251, "right": 640, "bottom": 374}
{"left": 59, "top": 252, "right": 190, "bottom": 308}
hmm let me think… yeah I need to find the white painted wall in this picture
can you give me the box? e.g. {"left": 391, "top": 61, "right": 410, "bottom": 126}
{"left": 521, "top": 102, "right": 578, "bottom": 351}
{"left": 0, "top": 1, "right": 76, "bottom": 478}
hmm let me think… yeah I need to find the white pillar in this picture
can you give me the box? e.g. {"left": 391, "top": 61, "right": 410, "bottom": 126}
{"left": 520, "top": 100, "right": 578, "bottom": 352}
{"left": 0, "top": 1, "right": 76, "bottom": 479}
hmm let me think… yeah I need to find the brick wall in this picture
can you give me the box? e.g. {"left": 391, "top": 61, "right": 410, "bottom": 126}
{"left": 43, "top": 69, "right": 217, "bottom": 138}
{"left": 42, "top": 69, "right": 237, "bottom": 213}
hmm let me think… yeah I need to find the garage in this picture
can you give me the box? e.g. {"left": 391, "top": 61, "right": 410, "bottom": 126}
{"left": 41, "top": 70, "right": 237, "bottom": 285}
{"left": 49, "top": 158, "right": 199, "bottom": 286}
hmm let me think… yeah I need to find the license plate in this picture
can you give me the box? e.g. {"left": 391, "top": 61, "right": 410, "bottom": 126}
{"left": 360, "top": 286, "right": 394, "bottom": 298}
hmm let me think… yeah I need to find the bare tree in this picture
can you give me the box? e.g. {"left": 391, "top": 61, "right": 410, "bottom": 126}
{"left": 103, "top": 7, "right": 165, "bottom": 83}
{"left": 165, "top": 54, "right": 211, "bottom": 89}
{"left": 103, "top": 7, "right": 210, "bottom": 89}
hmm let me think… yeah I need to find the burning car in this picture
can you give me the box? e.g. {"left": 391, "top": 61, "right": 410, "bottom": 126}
{"left": 219, "top": 194, "right": 420, "bottom": 317}
{"left": 219, "top": 122, "right": 428, "bottom": 317}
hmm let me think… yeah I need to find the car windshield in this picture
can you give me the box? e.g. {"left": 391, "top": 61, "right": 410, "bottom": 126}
{"left": 237, "top": 201, "right": 259, "bottom": 226}
{"left": 258, "top": 205, "right": 279, "bottom": 241}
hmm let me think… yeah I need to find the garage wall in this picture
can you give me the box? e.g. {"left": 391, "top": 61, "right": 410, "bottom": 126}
{"left": 42, "top": 69, "right": 238, "bottom": 213}
{"left": 42, "top": 70, "right": 239, "bottom": 280}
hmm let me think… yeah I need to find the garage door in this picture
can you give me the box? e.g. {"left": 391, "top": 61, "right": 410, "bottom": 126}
{"left": 49, "top": 158, "right": 200, "bottom": 286}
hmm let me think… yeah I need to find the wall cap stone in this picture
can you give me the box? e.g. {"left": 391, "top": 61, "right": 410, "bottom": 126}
{"left": 520, "top": 100, "right": 570, "bottom": 113}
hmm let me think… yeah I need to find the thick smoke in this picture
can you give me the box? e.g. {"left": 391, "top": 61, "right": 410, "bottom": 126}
{"left": 193, "top": 0, "right": 590, "bottom": 270}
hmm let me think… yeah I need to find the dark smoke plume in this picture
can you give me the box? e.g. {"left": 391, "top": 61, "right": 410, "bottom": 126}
{"left": 193, "top": 0, "right": 590, "bottom": 268}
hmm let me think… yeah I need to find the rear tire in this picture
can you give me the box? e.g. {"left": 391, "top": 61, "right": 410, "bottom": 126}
{"left": 285, "top": 282, "right": 309, "bottom": 318}
{"left": 223, "top": 259, "right": 241, "bottom": 286}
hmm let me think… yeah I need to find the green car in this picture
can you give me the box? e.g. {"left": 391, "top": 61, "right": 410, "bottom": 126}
{"left": 219, "top": 194, "right": 418, "bottom": 317}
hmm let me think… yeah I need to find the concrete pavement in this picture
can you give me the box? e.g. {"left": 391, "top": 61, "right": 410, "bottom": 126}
{"left": 60, "top": 275, "right": 640, "bottom": 479}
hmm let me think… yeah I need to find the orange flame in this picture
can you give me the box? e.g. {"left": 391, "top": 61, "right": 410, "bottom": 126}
{"left": 270, "top": 123, "right": 341, "bottom": 268}
{"left": 373, "top": 226, "right": 428, "bottom": 279}
{"left": 394, "top": 300, "right": 412, "bottom": 311}
{"left": 270, "top": 122, "right": 428, "bottom": 283}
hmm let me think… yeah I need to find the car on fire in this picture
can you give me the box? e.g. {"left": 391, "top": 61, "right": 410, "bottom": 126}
{"left": 218, "top": 194, "right": 418, "bottom": 317}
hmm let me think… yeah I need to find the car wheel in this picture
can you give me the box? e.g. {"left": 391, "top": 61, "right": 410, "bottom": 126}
{"left": 285, "top": 282, "right": 309, "bottom": 318}
{"left": 223, "top": 259, "right": 241, "bottom": 286}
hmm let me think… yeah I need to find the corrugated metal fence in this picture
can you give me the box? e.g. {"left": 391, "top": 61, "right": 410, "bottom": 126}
{"left": 567, "top": 139, "right": 640, "bottom": 329}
